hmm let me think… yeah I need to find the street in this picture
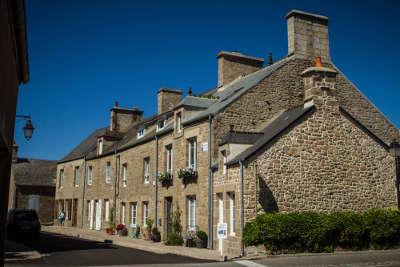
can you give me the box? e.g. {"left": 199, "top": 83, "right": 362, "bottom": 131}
{"left": 5, "top": 232, "right": 400, "bottom": 267}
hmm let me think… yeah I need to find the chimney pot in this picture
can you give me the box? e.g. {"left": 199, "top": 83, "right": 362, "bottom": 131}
{"left": 315, "top": 56, "right": 322, "bottom": 67}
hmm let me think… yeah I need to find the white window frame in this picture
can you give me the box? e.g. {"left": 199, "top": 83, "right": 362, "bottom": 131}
{"left": 130, "top": 202, "right": 137, "bottom": 227}
{"left": 166, "top": 145, "right": 173, "bottom": 174}
{"left": 144, "top": 158, "right": 150, "bottom": 184}
{"left": 137, "top": 128, "right": 145, "bottom": 139}
{"left": 74, "top": 166, "right": 80, "bottom": 187}
{"left": 122, "top": 163, "right": 127, "bottom": 187}
{"left": 59, "top": 169, "right": 64, "bottom": 189}
{"left": 156, "top": 119, "right": 166, "bottom": 131}
{"left": 105, "top": 199, "right": 110, "bottom": 222}
{"left": 222, "top": 150, "right": 227, "bottom": 175}
{"left": 87, "top": 166, "right": 93, "bottom": 186}
{"left": 143, "top": 202, "right": 149, "bottom": 227}
{"left": 121, "top": 202, "right": 126, "bottom": 225}
{"left": 176, "top": 112, "right": 182, "bottom": 132}
{"left": 105, "top": 161, "right": 111, "bottom": 184}
{"left": 187, "top": 138, "right": 197, "bottom": 170}
{"left": 98, "top": 139, "right": 103, "bottom": 155}
{"left": 187, "top": 196, "right": 196, "bottom": 230}
{"left": 229, "top": 192, "right": 235, "bottom": 236}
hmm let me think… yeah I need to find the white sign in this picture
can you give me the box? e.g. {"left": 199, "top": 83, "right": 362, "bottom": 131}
{"left": 217, "top": 223, "right": 227, "bottom": 239}
{"left": 201, "top": 142, "right": 208, "bottom": 152}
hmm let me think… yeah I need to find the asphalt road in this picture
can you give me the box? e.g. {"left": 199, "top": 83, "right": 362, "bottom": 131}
{"left": 5, "top": 232, "right": 211, "bottom": 266}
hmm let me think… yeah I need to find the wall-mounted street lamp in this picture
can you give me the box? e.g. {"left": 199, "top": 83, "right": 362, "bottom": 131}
{"left": 16, "top": 115, "right": 35, "bottom": 140}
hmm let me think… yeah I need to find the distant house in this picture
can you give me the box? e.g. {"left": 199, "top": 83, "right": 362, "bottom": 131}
{"left": 8, "top": 144, "right": 56, "bottom": 223}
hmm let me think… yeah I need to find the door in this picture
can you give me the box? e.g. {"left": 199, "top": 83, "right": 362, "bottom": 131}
{"left": 218, "top": 194, "right": 224, "bottom": 253}
{"left": 72, "top": 199, "right": 78, "bottom": 226}
{"left": 165, "top": 197, "right": 173, "bottom": 238}
{"left": 95, "top": 200, "right": 102, "bottom": 230}
{"left": 89, "top": 200, "right": 94, "bottom": 229}
{"left": 28, "top": 195, "right": 40, "bottom": 213}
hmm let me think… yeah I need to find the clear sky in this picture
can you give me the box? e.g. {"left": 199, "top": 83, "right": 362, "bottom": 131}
{"left": 15, "top": 0, "right": 400, "bottom": 160}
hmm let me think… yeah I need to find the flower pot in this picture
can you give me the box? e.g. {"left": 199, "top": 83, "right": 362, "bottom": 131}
{"left": 196, "top": 239, "right": 206, "bottom": 248}
{"left": 185, "top": 238, "right": 196, "bottom": 247}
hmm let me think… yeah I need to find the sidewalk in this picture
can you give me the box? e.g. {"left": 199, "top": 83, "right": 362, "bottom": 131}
{"left": 5, "top": 239, "right": 42, "bottom": 262}
{"left": 42, "top": 226, "right": 221, "bottom": 261}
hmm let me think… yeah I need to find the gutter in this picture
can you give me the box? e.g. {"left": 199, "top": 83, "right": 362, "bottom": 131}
{"left": 81, "top": 156, "right": 87, "bottom": 228}
{"left": 239, "top": 160, "right": 245, "bottom": 257}
{"left": 207, "top": 114, "right": 213, "bottom": 249}
{"left": 154, "top": 135, "right": 159, "bottom": 227}
{"left": 113, "top": 146, "right": 118, "bottom": 227}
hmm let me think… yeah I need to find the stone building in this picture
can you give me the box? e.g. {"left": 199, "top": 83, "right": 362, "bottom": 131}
{"left": 55, "top": 10, "right": 400, "bottom": 257}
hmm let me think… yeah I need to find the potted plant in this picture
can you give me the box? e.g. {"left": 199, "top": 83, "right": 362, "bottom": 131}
{"left": 158, "top": 172, "right": 173, "bottom": 187}
{"left": 151, "top": 227, "right": 161, "bottom": 242}
{"left": 144, "top": 218, "right": 153, "bottom": 240}
{"left": 177, "top": 168, "right": 198, "bottom": 185}
{"left": 184, "top": 229, "right": 197, "bottom": 247}
{"left": 196, "top": 230, "right": 208, "bottom": 248}
{"left": 106, "top": 207, "right": 115, "bottom": 235}
{"left": 165, "top": 205, "right": 184, "bottom": 246}
{"left": 116, "top": 224, "right": 127, "bottom": 236}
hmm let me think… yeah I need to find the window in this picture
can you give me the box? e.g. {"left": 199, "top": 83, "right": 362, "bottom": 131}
{"left": 166, "top": 145, "right": 173, "bottom": 174}
{"left": 218, "top": 193, "right": 223, "bottom": 224}
{"left": 157, "top": 119, "right": 166, "bottom": 131}
{"left": 222, "top": 150, "right": 227, "bottom": 175}
{"left": 228, "top": 192, "right": 235, "bottom": 236}
{"left": 122, "top": 163, "right": 127, "bottom": 187}
{"left": 143, "top": 158, "right": 150, "bottom": 184}
{"left": 130, "top": 202, "right": 137, "bottom": 227}
{"left": 98, "top": 139, "right": 103, "bottom": 155}
{"left": 74, "top": 166, "right": 80, "bottom": 187}
{"left": 143, "top": 202, "right": 149, "bottom": 227}
{"left": 59, "top": 169, "right": 64, "bottom": 188}
{"left": 187, "top": 138, "right": 197, "bottom": 170}
{"left": 187, "top": 196, "right": 196, "bottom": 230}
{"left": 105, "top": 199, "right": 110, "bottom": 222}
{"left": 176, "top": 112, "right": 182, "bottom": 132}
{"left": 87, "top": 166, "right": 93, "bottom": 186}
{"left": 137, "top": 127, "right": 145, "bottom": 139}
{"left": 121, "top": 202, "right": 126, "bottom": 225}
{"left": 105, "top": 161, "right": 111, "bottom": 183}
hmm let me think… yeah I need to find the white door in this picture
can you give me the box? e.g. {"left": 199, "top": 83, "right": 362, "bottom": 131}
{"left": 28, "top": 195, "right": 40, "bottom": 212}
{"left": 218, "top": 194, "right": 224, "bottom": 253}
{"left": 89, "top": 200, "right": 94, "bottom": 230}
{"left": 95, "top": 200, "right": 102, "bottom": 230}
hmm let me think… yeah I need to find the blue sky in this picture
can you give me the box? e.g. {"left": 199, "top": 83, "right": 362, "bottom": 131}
{"left": 16, "top": 0, "right": 400, "bottom": 160}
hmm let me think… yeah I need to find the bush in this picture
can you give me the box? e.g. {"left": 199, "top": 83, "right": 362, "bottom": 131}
{"left": 165, "top": 205, "right": 184, "bottom": 246}
{"left": 151, "top": 227, "right": 161, "bottom": 242}
{"left": 196, "top": 230, "right": 208, "bottom": 243}
{"left": 243, "top": 209, "right": 400, "bottom": 254}
{"left": 165, "top": 232, "right": 184, "bottom": 246}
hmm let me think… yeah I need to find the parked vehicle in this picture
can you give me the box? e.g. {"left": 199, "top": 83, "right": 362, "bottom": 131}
{"left": 7, "top": 209, "right": 41, "bottom": 239}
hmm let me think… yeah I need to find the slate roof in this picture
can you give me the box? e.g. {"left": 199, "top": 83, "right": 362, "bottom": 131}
{"left": 13, "top": 158, "right": 57, "bottom": 187}
{"left": 60, "top": 55, "right": 294, "bottom": 163}
{"left": 227, "top": 103, "right": 315, "bottom": 165}
{"left": 219, "top": 132, "right": 263, "bottom": 146}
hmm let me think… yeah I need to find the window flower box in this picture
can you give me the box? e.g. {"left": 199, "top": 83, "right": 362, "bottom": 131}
{"left": 177, "top": 168, "right": 198, "bottom": 185}
{"left": 158, "top": 172, "right": 173, "bottom": 187}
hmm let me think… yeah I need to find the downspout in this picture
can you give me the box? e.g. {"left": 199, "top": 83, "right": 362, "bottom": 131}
{"left": 239, "top": 160, "right": 245, "bottom": 257}
{"left": 113, "top": 146, "right": 118, "bottom": 227}
{"left": 390, "top": 141, "right": 400, "bottom": 209}
{"left": 81, "top": 156, "right": 87, "bottom": 228}
{"left": 154, "top": 135, "right": 159, "bottom": 227}
{"left": 207, "top": 114, "right": 213, "bottom": 249}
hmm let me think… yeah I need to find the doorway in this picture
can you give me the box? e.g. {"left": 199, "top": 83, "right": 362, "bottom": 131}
{"left": 217, "top": 193, "right": 224, "bottom": 253}
{"left": 95, "top": 199, "right": 102, "bottom": 230}
{"left": 164, "top": 197, "right": 173, "bottom": 239}
{"left": 89, "top": 200, "right": 94, "bottom": 230}
{"left": 72, "top": 199, "right": 78, "bottom": 226}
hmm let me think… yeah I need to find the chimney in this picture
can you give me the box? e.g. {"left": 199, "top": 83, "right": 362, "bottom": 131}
{"left": 286, "top": 10, "right": 330, "bottom": 62}
{"left": 157, "top": 88, "right": 182, "bottom": 114}
{"left": 12, "top": 142, "right": 18, "bottom": 163}
{"left": 217, "top": 51, "right": 264, "bottom": 87}
{"left": 301, "top": 57, "right": 338, "bottom": 109}
{"left": 110, "top": 103, "right": 143, "bottom": 133}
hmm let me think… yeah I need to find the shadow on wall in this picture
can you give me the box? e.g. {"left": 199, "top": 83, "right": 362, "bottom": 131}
{"left": 258, "top": 175, "right": 279, "bottom": 213}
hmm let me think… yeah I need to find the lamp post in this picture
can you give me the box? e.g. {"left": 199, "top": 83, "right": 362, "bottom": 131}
{"left": 16, "top": 115, "right": 35, "bottom": 141}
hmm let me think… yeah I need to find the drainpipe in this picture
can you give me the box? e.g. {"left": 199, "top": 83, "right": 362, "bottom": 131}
{"left": 239, "top": 160, "right": 245, "bottom": 257}
{"left": 81, "top": 156, "right": 87, "bottom": 228}
{"left": 207, "top": 114, "right": 213, "bottom": 249}
{"left": 390, "top": 141, "right": 400, "bottom": 208}
{"left": 113, "top": 147, "right": 119, "bottom": 227}
{"left": 154, "top": 135, "right": 159, "bottom": 227}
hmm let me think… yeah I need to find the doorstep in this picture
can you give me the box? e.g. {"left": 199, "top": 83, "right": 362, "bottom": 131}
{"left": 42, "top": 226, "right": 222, "bottom": 261}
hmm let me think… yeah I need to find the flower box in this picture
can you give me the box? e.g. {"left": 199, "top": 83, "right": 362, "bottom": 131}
{"left": 177, "top": 168, "right": 198, "bottom": 185}
{"left": 158, "top": 172, "right": 173, "bottom": 187}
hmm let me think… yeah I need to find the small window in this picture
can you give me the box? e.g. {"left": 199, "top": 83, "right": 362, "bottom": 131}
{"left": 59, "top": 169, "right": 64, "bottom": 188}
{"left": 87, "top": 166, "right": 93, "bottom": 186}
{"left": 222, "top": 150, "right": 227, "bottom": 175}
{"left": 122, "top": 163, "right": 127, "bottom": 187}
{"left": 143, "top": 202, "right": 149, "bottom": 227}
{"left": 105, "top": 161, "right": 111, "bottom": 183}
{"left": 74, "top": 166, "right": 80, "bottom": 187}
{"left": 121, "top": 202, "right": 126, "bottom": 225}
{"left": 228, "top": 192, "right": 235, "bottom": 236}
{"left": 176, "top": 112, "right": 182, "bottom": 132}
{"left": 98, "top": 139, "right": 103, "bottom": 155}
{"left": 187, "top": 138, "right": 197, "bottom": 170}
{"left": 187, "top": 196, "right": 196, "bottom": 230}
{"left": 156, "top": 119, "right": 166, "bottom": 131}
{"left": 130, "top": 202, "right": 137, "bottom": 227}
{"left": 137, "top": 127, "right": 146, "bottom": 139}
{"left": 166, "top": 145, "right": 173, "bottom": 174}
{"left": 143, "top": 158, "right": 150, "bottom": 184}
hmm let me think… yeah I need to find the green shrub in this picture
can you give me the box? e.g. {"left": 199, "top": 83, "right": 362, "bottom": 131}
{"left": 243, "top": 209, "right": 400, "bottom": 254}
{"left": 165, "top": 232, "right": 184, "bottom": 246}
{"left": 196, "top": 230, "right": 208, "bottom": 243}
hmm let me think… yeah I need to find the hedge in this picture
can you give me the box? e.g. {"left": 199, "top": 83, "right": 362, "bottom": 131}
{"left": 243, "top": 209, "right": 400, "bottom": 254}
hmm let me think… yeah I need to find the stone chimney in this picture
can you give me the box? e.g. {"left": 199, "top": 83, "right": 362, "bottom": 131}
{"left": 286, "top": 10, "right": 330, "bottom": 62}
{"left": 110, "top": 101, "right": 143, "bottom": 133}
{"left": 217, "top": 51, "right": 264, "bottom": 87}
{"left": 157, "top": 88, "right": 182, "bottom": 114}
{"left": 12, "top": 142, "right": 18, "bottom": 163}
{"left": 301, "top": 57, "right": 338, "bottom": 109}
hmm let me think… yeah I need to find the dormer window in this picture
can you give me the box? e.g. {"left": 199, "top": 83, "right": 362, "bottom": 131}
{"left": 156, "top": 119, "right": 166, "bottom": 131}
{"left": 176, "top": 112, "right": 182, "bottom": 133}
{"left": 137, "top": 127, "right": 145, "bottom": 139}
{"left": 98, "top": 139, "right": 103, "bottom": 155}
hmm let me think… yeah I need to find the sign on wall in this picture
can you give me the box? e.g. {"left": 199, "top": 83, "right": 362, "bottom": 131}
{"left": 201, "top": 142, "right": 208, "bottom": 152}
{"left": 217, "top": 223, "right": 227, "bottom": 239}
